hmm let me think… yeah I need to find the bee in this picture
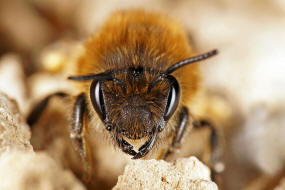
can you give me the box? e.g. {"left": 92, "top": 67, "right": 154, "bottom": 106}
{"left": 28, "top": 10, "right": 219, "bottom": 178}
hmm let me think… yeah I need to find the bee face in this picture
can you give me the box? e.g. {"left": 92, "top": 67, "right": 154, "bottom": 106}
{"left": 90, "top": 67, "right": 180, "bottom": 141}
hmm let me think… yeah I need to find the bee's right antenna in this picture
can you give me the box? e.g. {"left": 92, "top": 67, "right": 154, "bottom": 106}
{"left": 166, "top": 49, "right": 218, "bottom": 74}
{"left": 68, "top": 73, "right": 112, "bottom": 81}
{"left": 148, "top": 49, "right": 218, "bottom": 94}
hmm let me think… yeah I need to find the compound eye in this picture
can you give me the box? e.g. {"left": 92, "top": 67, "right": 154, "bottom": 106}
{"left": 90, "top": 80, "right": 106, "bottom": 121}
{"left": 163, "top": 76, "right": 180, "bottom": 121}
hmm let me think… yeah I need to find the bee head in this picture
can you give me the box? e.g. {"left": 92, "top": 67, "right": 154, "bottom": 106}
{"left": 68, "top": 49, "right": 218, "bottom": 159}
{"left": 91, "top": 66, "right": 179, "bottom": 136}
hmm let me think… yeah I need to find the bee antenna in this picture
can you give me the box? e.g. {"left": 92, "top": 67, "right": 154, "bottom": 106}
{"left": 68, "top": 73, "right": 126, "bottom": 93}
{"left": 165, "top": 49, "right": 218, "bottom": 74}
{"left": 68, "top": 73, "right": 112, "bottom": 81}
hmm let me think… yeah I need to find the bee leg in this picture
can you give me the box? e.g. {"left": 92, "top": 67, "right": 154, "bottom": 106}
{"left": 27, "top": 92, "right": 67, "bottom": 127}
{"left": 70, "top": 93, "right": 92, "bottom": 181}
{"left": 193, "top": 120, "right": 224, "bottom": 182}
{"left": 162, "top": 107, "right": 189, "bottom": 159}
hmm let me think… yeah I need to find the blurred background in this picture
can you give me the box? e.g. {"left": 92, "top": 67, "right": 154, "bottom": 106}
{"left": 0, "top": 0, "right": 284, "bottom": 189}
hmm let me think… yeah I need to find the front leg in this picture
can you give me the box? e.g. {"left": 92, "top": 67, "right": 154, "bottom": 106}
{"left": 162, "top": 107, "right": 189, "bottom": 159}
{"left": 70, "top": 93, "right": 92, "bottom": 181}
